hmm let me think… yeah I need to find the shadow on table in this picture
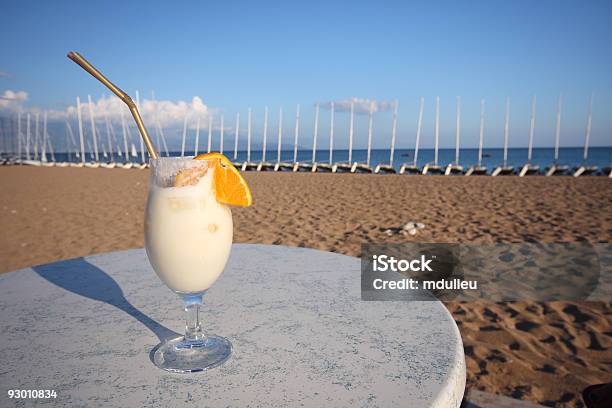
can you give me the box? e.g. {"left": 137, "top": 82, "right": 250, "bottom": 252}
{"left": 33, "top": 257, "right": 179, "bottom": 352}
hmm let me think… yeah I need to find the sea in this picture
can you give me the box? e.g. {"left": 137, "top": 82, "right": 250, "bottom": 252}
{"left": 29, "top": 147, "right": 612, "bottom": 172}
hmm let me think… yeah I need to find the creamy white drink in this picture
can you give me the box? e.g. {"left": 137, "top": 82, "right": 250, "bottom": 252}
{"left": 145, "top": 167, "right": 233, "bottom": 294}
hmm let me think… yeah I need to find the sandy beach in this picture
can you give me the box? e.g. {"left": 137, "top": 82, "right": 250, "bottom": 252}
{"left": 1, "top": 166, "right": 610, "bottom": 407}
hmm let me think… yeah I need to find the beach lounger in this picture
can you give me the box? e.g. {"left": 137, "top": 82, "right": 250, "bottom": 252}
{"left": 256, "top": 161, "right": 275, "bottom": 171}
{"left": 332, "top": 162, "right": 352, "bottom": 173}
{"left": 573, "top": 165, "right": 598, "bottom": 177}
{"left": 491, "top": 165, "right": 515, "bottom": 176}
{"left": 314, "top": 162, "right": 333, "bottom": 172}
{"left": 422, "top": 163, "right": 443, "bottom": 175}
{"left": 240, "top": 162, "right": 258, "bottom": 171}
{"left": 465, "top": 165, "right": 487, "bottom": 176}
{"left": 399, "top": 163, "right": 421, "bottom": 174}
{"left": 292, "top": 162, "right": 313, "bottom": 172}
{"left": 351, "top": 162, "right": 373, "bottom": 173}
{"left": 545, "top": 164, "right": 569, "bottom": 176}
{"left": 518, "top": 163, "right": 540, "bottom": 177}
{"left": 273, "top": 162, "right": 294, "bottom": 172}
{"left": 374, "top": 164, "right": 396, "bottom": 174}
{"left": 444, "top": 164, "right": 464, "bottom": 175}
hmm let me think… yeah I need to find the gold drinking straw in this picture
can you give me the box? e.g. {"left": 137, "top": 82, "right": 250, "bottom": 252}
{"left": 67, "top": 51, "right": 159, "bottom": 159}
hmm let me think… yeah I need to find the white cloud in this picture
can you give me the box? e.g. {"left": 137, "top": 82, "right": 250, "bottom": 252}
{"left": 321, "top": 97, "right": 395, "bottom": 114}
{"left": 0, "top": 71, "right": 11, "bottom": 78}
{"left": 65, "top": 94, "right": 212, "bottom": 129}
{"left": 1, "top": 89, "right": 214, "bottom": 130}
{"left": 0, "top": 89, "right": 28, "bottom": 110}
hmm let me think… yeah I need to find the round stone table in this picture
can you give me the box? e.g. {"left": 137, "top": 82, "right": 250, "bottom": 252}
{"left": 0, "top": 244, "right": 465, "bottom": 407}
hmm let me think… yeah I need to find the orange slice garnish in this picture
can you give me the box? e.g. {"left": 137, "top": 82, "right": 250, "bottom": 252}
{"left": 187, "top": 152, "right": 252, "bottom": 207}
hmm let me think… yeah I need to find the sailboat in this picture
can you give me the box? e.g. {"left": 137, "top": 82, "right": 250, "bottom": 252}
{"left": 148, "top": 91, "right": 169, "bottom": 158}
{"left": 75, "top": 96, "right": 86, "bottom": 167}
{"left": 100, "top": 113, "right": 117, "bottom": 168}
{"left": 350, "top": 101, "right": 374, "bottom": 173}
{"left": 465, "top": 98, "right": 488, "bottom": 176}
{"left": 492, "top": 97, "right": 515, "bottom": 176}
{"left": 375, "top": 100, "right": 398, "bottom": 174}
{"left": 273, "top": 107, "right": 293, "bottom": 171}
{"left": 41, "top": 112, "right": 55, "bottom": 167}
{"left": 219, "top": 114, "right": 225, "bottom": 156}
{"left": 573, "top": 93, "right": 598, "bottom": 177}
{"left": 117, "top": 108, "right": 133, "bottom": 169}
{"left": 15, "top": 112, "right": 23, "bottom": 165}
{"left": 63, "top": 120, "right": 78, "bottom": 167}
{"left": 257, "top": 107, "right": 275, "bottom": 171}
{"left": 332, "top": 101, "right": 354, "bottom": 173}
{"left": 545, "top": 94, "right": 569, "bottom": 176}
{"left": 288, "top": 105, "right": 304, "bottom": 171}
{"left": 181, "top": 113, "right": 188, "bottom": 157}
{"left": 134, "top": 91, "right": 148, "bottom": 169}
{"left": 194, "top": 116, "right": 201, "bottom": 157}
{"left": 294, "top": 103, "right": 319, "bottom": 172}
{"left": 423, "top": 97, "right": 443, "bottom": 174}
{"left": 241, "top": 108, "right": 258, "bottom": 171}
{"left": 83, "top": 96, "right": 101, "bottom": 168}
{"left": 519, "top": 95, "right": 540, "bottom": 176}
{"left": 232, "top": 112, "right": 240, "bottom": 166}
{"left": 445, "top": 97, "right": 464, "bottom": 175}
{"left": 22, "top": 113, "right": 43, "bottom": 166}
{"left": 315, "top": 102, "right": 334, "bottom": 172}
{"left": 400, "top": 97, "right": 424, "bottom": 174}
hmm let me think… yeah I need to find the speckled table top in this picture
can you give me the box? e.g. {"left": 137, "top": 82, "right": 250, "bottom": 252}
{"left": 0, "top": 244, "right": 465, "bottom": 407}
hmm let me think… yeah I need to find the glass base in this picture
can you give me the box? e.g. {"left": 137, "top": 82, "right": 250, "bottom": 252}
{"left": 153, "top": 335, "right": 232, "bottom": 373}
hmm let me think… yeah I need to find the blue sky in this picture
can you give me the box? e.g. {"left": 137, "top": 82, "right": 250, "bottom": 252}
{"left": 1, "top": 0, "right": 611, "bottom": 149}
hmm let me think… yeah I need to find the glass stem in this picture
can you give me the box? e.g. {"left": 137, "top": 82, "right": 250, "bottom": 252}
{"left": 183, "top": 294, "right": 205, "bottom": 343}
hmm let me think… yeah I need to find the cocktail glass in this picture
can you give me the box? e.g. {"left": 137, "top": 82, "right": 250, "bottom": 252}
{"left": 145, "top": 156, "right": 233, "bottom": 373}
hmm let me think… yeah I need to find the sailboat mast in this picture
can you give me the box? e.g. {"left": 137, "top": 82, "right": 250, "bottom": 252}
{"left": 413, "top": 97, "right": 424, "bottom": 167}
{"left": 65, "top": 120, "right": 77, "bottom": 161}
{"left": 17, "top": 111, "right": 21, "bottom": 160}
{"left": 233, "top": 113, "right": 240, "bottom": 160}
{"left": 262, "top": 107, "right": 268, "bottom": 162}
{"left": 41, "top": 111, "right": 48, "bottom": 162}
{"left": 120, "top": 108, "right": 129, "bottom": 163}
{"left": 277, "top": 107, "right": 283, "bottom": 163}
{"left": 455, "top": 97, "right": 461, "bottom": 165}
{"left": 583, "top": 93, "right": 594, "bottom": 161}
{"left": 434, "top": 96, "right": 440, "bottom": 166}
{"left": 528, "top": 95, "right": 536, "bottom": 163}
{"left": 247, "top": 108, "right": 252, "bottom": 162}
{"left": 503, "top": 97, "right": 510, "bottom": 166}
{"left": 26, "top": 113, "right": 31, "bottom": 160}
{"left": 312, "top": 103, "right": 319, "bottom": 163}
{"left": 181, "top": 114, "right": 188, "bottom": 157}
{"left": 194, "top": 116, "right": 200, "bottom": 156}
{"left": 65, "top": 122, "right": 71, "bottom": 161}
{"left": 390, "top": 100, "right": 398, "bottom": 167}
{"left": 554, "top": 94, "right": 562, "bottom": 163}
{"left": 47, "top": 121, "right": 56, "bottom": 162}
{"left": 34, "top": 112, "right": 40, "bottom": 160}
{"left": 478, "top": 98, "right": 485, "bottom": 167}
{"left": 104, "top": 111, "right": 113, "bottom": 161}
{"left": 293, "top": 105, "right": 300, "bottom": 163}
{"left": 207, "top": 114, "right": 213, "bottom": 153}
{"left": 151, "top": 91, "right": 170, "bottom": 157}
{"left": 367, "top": 102, "right": 374, "bottom": 167}
{"left": 76, "top": 97, "right": 85, "bottom": 164}
{"left": 348, "top": 101, "right": 354, "bottom": 164}
{"left": 87, "top": 95, "right": 99, "bottom": 162}
{"left": 329, "top": 102, "right": 335, "bottom": 165}
{"left": 220, "top": 114, "right": 225, "bottom": 154}
{"left": 135, "top": 90, "right": 145, "bottom": 162}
